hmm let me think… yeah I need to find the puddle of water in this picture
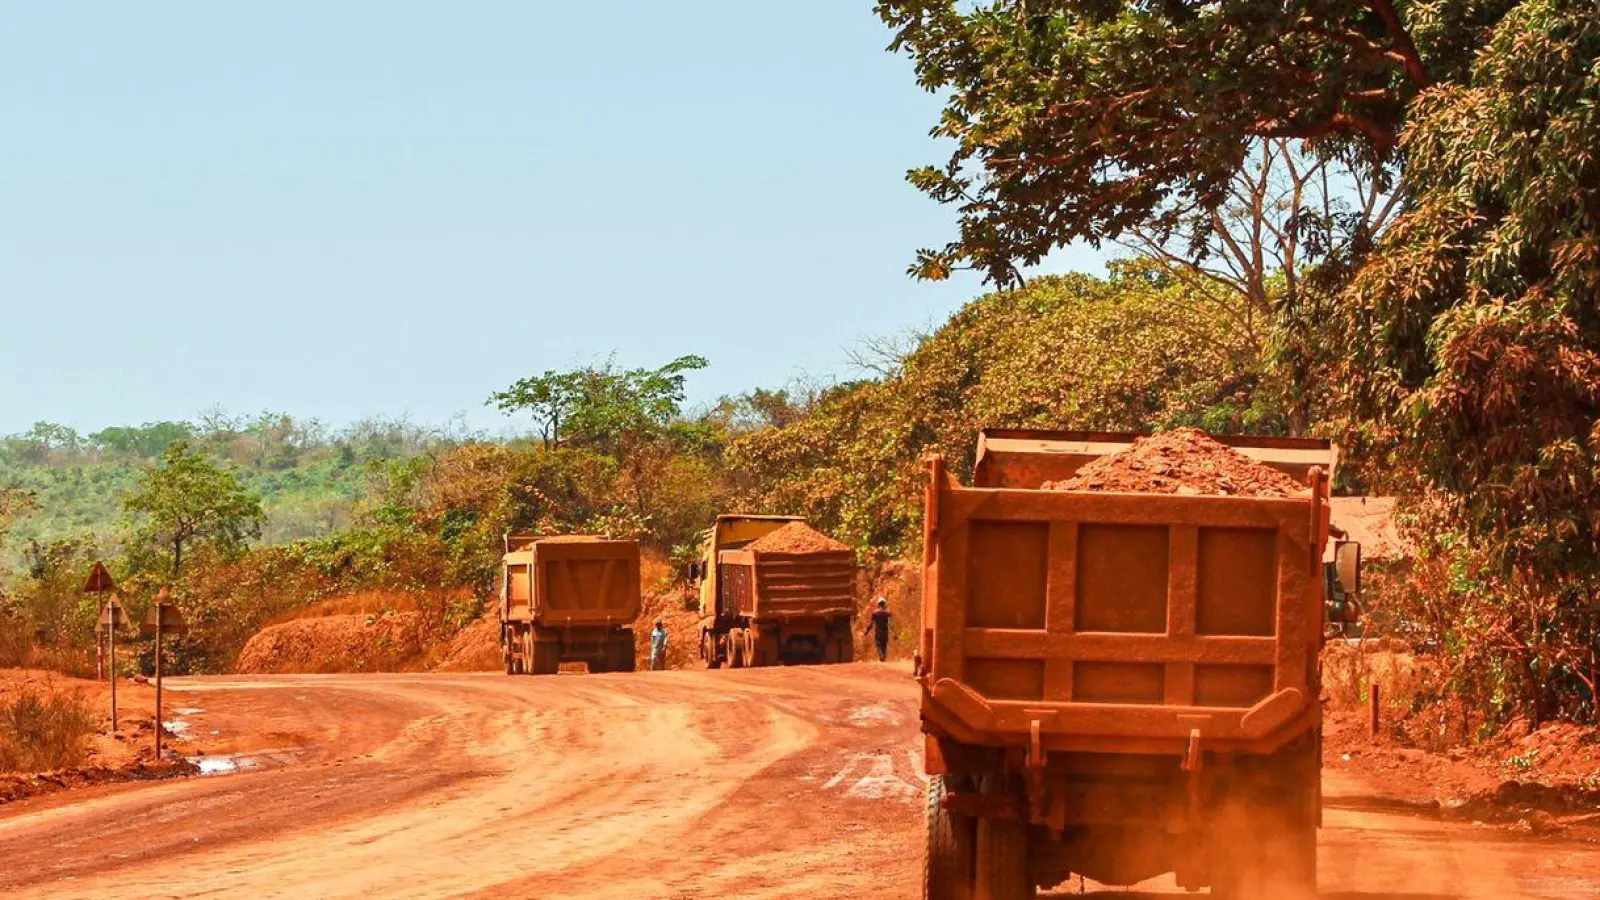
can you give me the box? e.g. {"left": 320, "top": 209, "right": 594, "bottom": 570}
{"left": 191, "top": 755, "right": 260, "bottom": 776}
{"left": 162, "top": 719, "right": 192, "bottom": 736}
{"left": 171, "top": 707, "right": 204, "bottom": 716}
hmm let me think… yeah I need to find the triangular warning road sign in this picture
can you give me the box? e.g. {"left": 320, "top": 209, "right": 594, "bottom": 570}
{"left": 83, "top": 561, "right": 117, "bottom": 594}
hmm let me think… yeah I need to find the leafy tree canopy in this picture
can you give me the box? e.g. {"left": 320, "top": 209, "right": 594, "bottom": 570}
{"left": 490, "top": 355, "right": 710, "bottom": 454}
{"left": 89, "top": 421, "right": 195, "bottom": 459}
{"left": 124, "top": 440, "right": 265, "bottom": 581}
{"left": 875, "top": 0, "right": 1511, "bottom": 284}
{"left": 1335, "top": 0, "right": 1600, "bottom": 720}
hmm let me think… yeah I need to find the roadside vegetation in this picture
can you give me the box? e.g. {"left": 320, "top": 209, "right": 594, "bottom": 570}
{"left": 0, "top": 679, "right": 95, "bottom": 774}
{"left": 1, "top": 0, "right": 1597, "bottom": 753}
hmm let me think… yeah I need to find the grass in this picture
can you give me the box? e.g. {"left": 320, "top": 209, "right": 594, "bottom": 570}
{"left": 0, "top": 680, "right": 96, "bottom": 773}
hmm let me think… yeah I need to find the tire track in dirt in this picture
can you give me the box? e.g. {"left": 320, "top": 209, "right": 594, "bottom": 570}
{"left": 2, "top": 665, "right": 1596, "bottom": 899}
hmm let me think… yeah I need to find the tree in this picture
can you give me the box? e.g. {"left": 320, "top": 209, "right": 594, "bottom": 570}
{"left": 874, "top": 0, "right": 1504, "bottom": 285}
{"left": 1336, "top": 0, "right": 1600, "bottom": 721}
{"left": 89, "top": 421, "right": 195, "bottom": 459}
{"left": 491, "top": 355, "right": 711, "bottom": 518}
{"left": 729, "top": 267, "right": 1271, "bottom": 555}
{"left": 124, "top": 441, "right": 265, "bottom": 581}
{"left": 489, "top": 369, "right": 588, "bottom": 448}
{"left": 0, "top": 487, "right": 35, "bottom": 554}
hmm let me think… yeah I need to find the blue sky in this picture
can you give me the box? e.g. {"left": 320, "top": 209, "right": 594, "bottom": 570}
{"left": 0, "top": 2, "right": 1104, "bottom": 437}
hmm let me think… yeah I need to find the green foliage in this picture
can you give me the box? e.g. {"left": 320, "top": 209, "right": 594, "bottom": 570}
{"left": 874, "top": 0, "right": 1478, "bottom": 284}
{"left": 123, "top": 441, "right": 265, "bottom": 580}
{"left": 89, "top": 421, "right": 194, "bottom": 459}
{"left": 4, "top": 537, "right": 101, "bottom": 649}
{"left": 491, "top": 355, "right": 710, "bottom": 453}
{"left": 728, "top": 266, "right": 1279, "bottom": 556}
{"left": 1336, "top": 0, "right": 1600, "bottom": 722}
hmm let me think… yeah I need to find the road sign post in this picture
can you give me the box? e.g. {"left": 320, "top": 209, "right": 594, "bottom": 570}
{"left": 141, "top": 589, "right": 187, "bottom": 759}
{"left": 85, "top": 562, "right": 123, "bottom": 732}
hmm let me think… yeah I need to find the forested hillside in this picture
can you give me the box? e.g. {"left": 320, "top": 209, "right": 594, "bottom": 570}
{"left": 0, "top": 267, "right": 1254, "bottom": 674}
{"left": 0, "top": 415, "right": 460, "bottom": 557}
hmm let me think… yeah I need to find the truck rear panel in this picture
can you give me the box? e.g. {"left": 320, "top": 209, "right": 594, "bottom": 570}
{"left": 716, "top": 548, "right": 855, "bottom": 620}
{"left": 921, "top": 456, "right": 1327, "bottom": 757}
{"left": 503, "top": 537, "right": 641, "bottom": 627}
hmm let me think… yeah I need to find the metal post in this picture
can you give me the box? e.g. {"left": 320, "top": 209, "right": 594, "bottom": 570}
{"left": 154, "top": 606, "right": 163, "bottom": 759}
{"left": 1368, "top": 682, "right": 1380, "bottom": 738}
{"left": 108, "top": 603, "right": 118, "bottom": 733}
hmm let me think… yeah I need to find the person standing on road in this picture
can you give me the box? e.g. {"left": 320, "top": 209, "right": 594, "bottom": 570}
{"left": 649, "top": 618, "right": 669, "bottom": 671}
{"left": 862, "top": 598, "right": 892, "bottom": 662}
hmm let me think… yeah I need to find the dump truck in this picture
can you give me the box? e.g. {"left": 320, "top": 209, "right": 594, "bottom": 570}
{"left": 693, "top": 515, "right": 856, "bottom": 667}
{"left": 919, "top": 429, "right": 1361, "bottom": 899}
{"left": 499, "top": 534, "right": 641, "bottom": 675}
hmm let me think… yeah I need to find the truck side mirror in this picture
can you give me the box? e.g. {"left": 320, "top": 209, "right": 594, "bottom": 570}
{"left": 1335, "top": 540, "right": 1361, "bottom": 596}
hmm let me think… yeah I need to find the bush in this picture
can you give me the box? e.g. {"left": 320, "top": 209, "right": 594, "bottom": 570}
{"left": 0, "top": 681, "right": 96, "bottom": 773}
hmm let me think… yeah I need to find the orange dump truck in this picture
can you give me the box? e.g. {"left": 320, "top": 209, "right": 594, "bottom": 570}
{"left": 919, "top": 429, "right": 1360, "bottom": 899}
{"left": 695, "top": 515, "right": 856, "bottom": 667}
{"left": 500, "top": 534, "right": 641, "bottom": 675}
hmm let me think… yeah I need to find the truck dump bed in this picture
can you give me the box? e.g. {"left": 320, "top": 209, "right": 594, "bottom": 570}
{"left": 715, "top": 547, "right": 855, "bottom": 620}
{"left": 920, "top": 434, "right": 1332, "bottom": 757}
{"left": 502, "top": 535, "right": 641, "bottom": 628}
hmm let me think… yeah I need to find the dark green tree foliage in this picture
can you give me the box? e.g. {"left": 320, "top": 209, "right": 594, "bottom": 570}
{"left": 875, "top": 0, "right": 1508, "bottom": 284}
{"left": 89, "top": 421, "right": 195, "bottom": 459}
{"left": 491, "top": 355, "right": 710, "bottom": 453}
{"left": 1337, "top": 0, "right": 1600, "bottom": 721}
{"left": 124, "top": 441, "right": 266, "bottom": 581}
{"left": 729, "top": 268, "right": 1277, "bottom": 555}
{"left": 491, "top": 355, "right": 714, "bottom": 529}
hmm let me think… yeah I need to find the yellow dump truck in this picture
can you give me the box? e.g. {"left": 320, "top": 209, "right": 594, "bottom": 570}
{"left": 500, "top": 534, "right": 641, "bottom": 675}
{"left": 920, "top": 429, "right": 1361, "bottom": 899}
{"left": 693, "top": 515, "right": 856, "bottom": 667}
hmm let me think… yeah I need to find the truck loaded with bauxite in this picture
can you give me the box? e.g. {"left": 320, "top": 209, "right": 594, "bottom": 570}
{"left": 694, "top": 515, "right": 856, "bottom": 668}
{"left": 500, "top": 534, "right": 641, "bottom": 676}
{"left": 919, "top": 429, "right": 1362, "bottom": 900}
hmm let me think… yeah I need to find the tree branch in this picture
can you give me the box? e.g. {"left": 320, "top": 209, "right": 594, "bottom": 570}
{"left": 1366, "top": 0, "right": 1432, "bottom": 88}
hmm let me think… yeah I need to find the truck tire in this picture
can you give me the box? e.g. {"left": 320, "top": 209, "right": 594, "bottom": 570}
{"left": 728, "top": 628, "right": 746, "bottom": 668}
{"left": 835, "top": 634, "right": 854, "bottom": 664}
{"left": 750, "top": 629, "right": 778, "bottom": 667}
{"left": 609, "top": 635, "right": 636, "bottom": 673}
{"left": 974, "top": 776, "right": 1031, "bottom": 900}
{"left": 529, "top": 632, "right": 559, "bottom": 675}
{"left": 704, "top": 631, "right": 723, "bottom": 669}
{"left": 925, "top": 774, "right": 975, "bottom": 900}
{"left": 742, "top": 628, "right": 760, "bottom": 667}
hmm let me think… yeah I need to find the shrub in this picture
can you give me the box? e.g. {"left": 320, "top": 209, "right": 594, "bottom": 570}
{"left": 0, "top": 680, "right": 96, "bottom": 773}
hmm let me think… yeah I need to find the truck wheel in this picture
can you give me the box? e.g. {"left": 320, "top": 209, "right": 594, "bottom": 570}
{"left": 610, "top": 635, "right": 637, "bottom": 673}
{"left": 529, "top": 632, "right": 559, "bottom": 675}
{"left": 835, "top": 635, "right": 854, "bottom": 664}
{"left": 925, "top": 774, "right": 975, "bottom": 900}
{"left": 743, "top": 628, "right": 760, "bottom": 667}
{"left": 704, "top": 632, "right": 723, "bottom": 669}
{"left": 975, "top": 776, "right": 1031, "bottom": 900}
{"left": 728, "top": 629, "right": 746, "bottom": 668}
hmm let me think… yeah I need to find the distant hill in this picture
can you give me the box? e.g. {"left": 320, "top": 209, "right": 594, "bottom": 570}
{"left": 0, "top": 415, "right": 463, "bottom": 559}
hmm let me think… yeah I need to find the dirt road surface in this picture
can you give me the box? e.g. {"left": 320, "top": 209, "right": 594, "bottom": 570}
{"left": 0, "top": 664, "right": 1596, "bottom": 899}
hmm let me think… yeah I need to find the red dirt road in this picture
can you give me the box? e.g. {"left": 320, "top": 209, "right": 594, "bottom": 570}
{"left": 0, "top": 664, "right": 1595, "bottom": 899}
